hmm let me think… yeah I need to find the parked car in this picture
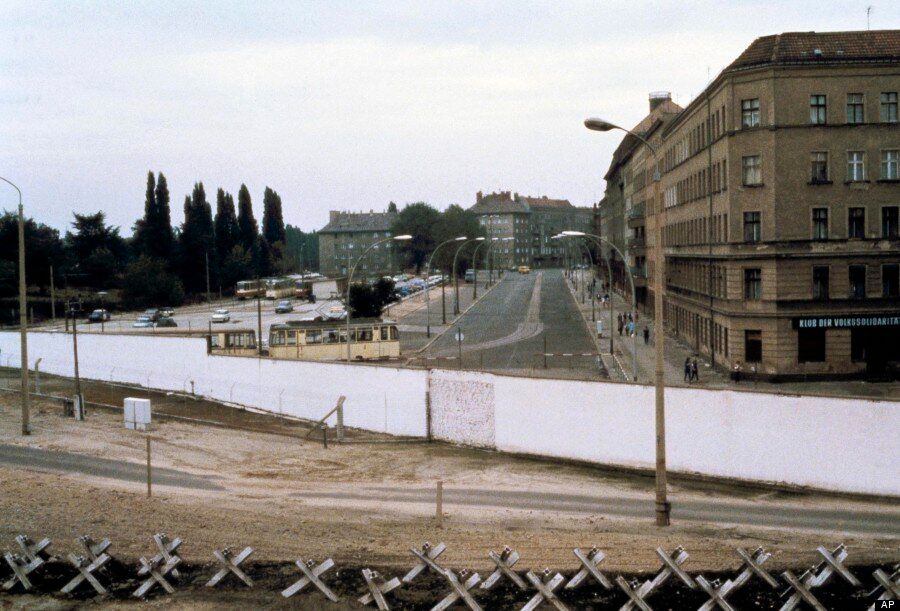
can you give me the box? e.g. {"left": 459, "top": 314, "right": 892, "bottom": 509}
{"left": 464, "top": 269, "right": 475, "bottom": 283}
{"left": 142, "top": 308, "right": 161, "bottom": 322}
{"left": 156, "top": 316, "right": 178, "bottom": 328}
{"left": 160, "top": 307, "right": 175, "bottom": 317}
{"left": 211, "top": 309, "right": 231, "bottom": 323}
{"left": 88, "top": 309, "right": 111, "bottom": 323}
{"left": 275, "top": 300, "right": 293, "bottom": 314}
{"left": 518, "top": 265, "right": 531, "bottom": 274}
{"left": 132, "top": 315, "right": 154, "bottom": 328}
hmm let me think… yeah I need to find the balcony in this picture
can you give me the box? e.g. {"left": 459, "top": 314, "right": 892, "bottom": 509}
{"left": 629, "top": 266, "right": 646, "bottom": 279}
{"left": 627, "top": 203, "right": 645, "bottom": 220}
{"left": 626, "top": 236, "right": 645, "bottom": 251}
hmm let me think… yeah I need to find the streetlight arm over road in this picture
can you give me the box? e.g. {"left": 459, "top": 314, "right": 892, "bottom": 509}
{"left": 345, "top": 234, "right": 412, "bottom": 361}
{"left": 425, "top": 236, "right": 467, "bottom": 338}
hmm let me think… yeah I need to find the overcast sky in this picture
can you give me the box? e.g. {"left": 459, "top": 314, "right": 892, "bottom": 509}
{"left": 1, "top": 1, "right": 897, "bottom": 235}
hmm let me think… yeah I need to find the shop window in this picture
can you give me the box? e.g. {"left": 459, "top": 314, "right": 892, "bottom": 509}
{"left": 851, "top": 328, "right": 867, "bottom": 362}
{"left": 744, "top": 330, "right": 762, "bottom": 363}
{"left": 798, "top": 328, "right": 826, "bottom": 362}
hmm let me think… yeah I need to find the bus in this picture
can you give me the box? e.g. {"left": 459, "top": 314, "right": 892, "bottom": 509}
{"left": 265, "top": 277, "right": 295, "bottom": 300}
{"left": 208, "top": 329, "right": 258, "bottom": 356}
{"left": 268, "top": 318, "right": 400, "bottom": 361}
{"left": 235, "top": 280, "right": 264, "bottom": 300}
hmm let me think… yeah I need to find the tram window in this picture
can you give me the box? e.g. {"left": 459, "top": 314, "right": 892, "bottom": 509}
{"left": 210, "top": 335, "right": 220, "bottom": 348}
{"left": 286, "top": 331, "right": 297, "bottom": 346}
{"left": 306, "top": 330, "right": 322, "bottom": 344}
{"left": 356, "top": 328, "right": 373, "bottom": 342}
{"left": 390, "top": 326, "right": 398, "bottom": 340}
{"left": 271, "top": 331, "right": 286, "bottom": 346}
{"left": 380, "top": 326, "right": 389, "bottom": 340}
{"left": 324, "top": 330, "right": 340, "bottom": 344}
{"left": 339, "top": 329, "right": 348, "bottom": 343}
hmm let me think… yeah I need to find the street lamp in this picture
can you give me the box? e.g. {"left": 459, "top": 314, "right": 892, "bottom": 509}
{"left": 97, "top": 291, "right": 108, "bottom": 333}
{"left": 486, "top": 237, "right": 513, "bottom": 285}
{"left": 425, "top": 236, "right": 466, "bottom": 337}
{"left": 345, "top": 234, "right": 412, "bottom": 362}
{"left": 585, "top": 116, "right": 669, "bottom": 526}
{"left": 1, "top": 176, "right": 29, "bottom": 435}
{"left": 471, "top": 238, "right": 495, "bottom": 300}
{"left": 553, "top": 234, "right": 598, "bottom": 322}
{"left": 453, "top": 237, "right": 484, "bottom": 315}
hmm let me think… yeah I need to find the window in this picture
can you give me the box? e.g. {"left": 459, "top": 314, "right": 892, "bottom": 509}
{"left": 810, "top": 95, "right": 827, "bottom": 124}
{"left": 742, "top": 155, "right": 761, "bottom": 186}
{"left": 848, "top": 207, "right": 865, "bottom": 238}
{"left": 798, "top": 328, "right": 826, "bottom": 363}
{"left": 744, "top": 330, "right": 762, "bottom": 363}
{"left": 883, "top": 264, "right": 900, "bottom": 297}
{"left": 847, "top": 151, "right": 866, "bottom": 181}
{"left": 881, "top": 92, "right": 898, "bottom": 123}
{"left": 884, "top": 207, "right": 899, "bottom": 238}
{"left": 305, "top": 329, "right": 322, "bottom": 344}
{"left": 846, "top": 93, "right": 864, "bottom": 124}
{"left": 380, "top": 326, "right": 389, "bottom": 340}
{"left": 741, "top": 98, "right": 760, "bottom": 128}
{"left": 812, "top": 208, "right": 828, "bottom": 240}
{"left": 743, "top": 211, "right": 761, "bottom": 242}
{"left": 882, "top": 150, "right": 899, "bottom": 180}
{"left": 849, "top": 265, "right": 866, "bottom": 299}
{"left": 808, "top": 151, "right": 829, "bottom": 183}
{"left": 812, "top": 266, "right": 829, "bottom": 300}
{"left": 851, "top": 328, "right": 868, "bottom": 362}
{"left": 744, "top": 268, "right": 761, "bottom": 300}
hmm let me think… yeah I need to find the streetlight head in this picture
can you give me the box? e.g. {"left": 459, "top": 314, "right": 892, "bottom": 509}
{"left": 561, "top": 230, "right": 586, "bottom": 237}
{"left": 584, "top": 118, "right": 619, "bottom": 132}
{"left": 474, "top": 237, "right": 485, "bottom": 241}
{"left": 455, "top": 236, "right": 467, "bottom": 241}
{"left": 393, "top": 234, "right": 413, "bottom": 241}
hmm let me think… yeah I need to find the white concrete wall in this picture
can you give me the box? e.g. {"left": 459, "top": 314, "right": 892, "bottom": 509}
{"left": 2, "top": 331, "right": 897, "bottom": 496}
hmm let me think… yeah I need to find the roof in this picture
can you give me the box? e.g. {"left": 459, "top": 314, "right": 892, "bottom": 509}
{"left": 272, "top": 317, "right": 391, "bottom": 330}
{"left": 469, "top": 192, "right": 573, "bottom": 215}
{"left": 726, "top": 30, "right": 900, "bottom": 72}
{"left": 320, "top": 211, "right": 397, "bottom": 234}
{"left": 520, "top": 196, "right": 573, "bottom": 210}
{"left": 664, "top": 30, "right": 900, "bottom": 137}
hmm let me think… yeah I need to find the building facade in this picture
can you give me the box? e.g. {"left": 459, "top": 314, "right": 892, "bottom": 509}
{"left": 317, "top": 209, "right": 400, "bottom": 278}
{"left": 470, "top": 191, "right": 593, "bottom": 267}
{"left": 605, "top": 30, "right": 900, "bottom": 379}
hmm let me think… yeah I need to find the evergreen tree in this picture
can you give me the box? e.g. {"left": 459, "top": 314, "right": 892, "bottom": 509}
{"left": 133, "top": 171, "right": 173, "bottom": 261}
{"left": 178, "top": 183, "right": 216, "bottom": 294}
{"left": 132, "top": 171, "right": 156, "bottom": 258}
{"left": 64, "top": 211, "right": 128, "bottom": 288}
{"left": 153, "top": 172, "right": 173, "bottom": 257}
{"left": 262, "top": 187, "right": 286, "bottom": 245}
{"left": 214, "top": 188, "right": 240, "bottom": 278}
{"left": 237, "top": 184, "right": 258, "bottom": 253}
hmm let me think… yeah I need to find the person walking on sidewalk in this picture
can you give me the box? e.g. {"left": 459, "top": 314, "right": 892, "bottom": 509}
{"left": 643, "top": 326, "right": 650, "bottom": 345}
{"left": 617, "top": 315, "right": 623, "bottom": 336}
{"left": 690, "top": 358, "right": 699, "bottom": 382}
{"left": 683, "top": 357, "right": 692, "bottom": 382}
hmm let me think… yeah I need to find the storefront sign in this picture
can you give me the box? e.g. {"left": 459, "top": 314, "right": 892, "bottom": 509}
{"left": 792, "top": 314, "right": 900, "bottom": 329}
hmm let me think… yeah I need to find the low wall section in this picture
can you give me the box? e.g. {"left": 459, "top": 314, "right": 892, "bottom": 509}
{"left": 1, "top": 331, "right": 896, "bottom": 496}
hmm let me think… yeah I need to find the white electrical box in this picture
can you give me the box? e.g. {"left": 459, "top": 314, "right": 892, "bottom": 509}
{"left": 124, "top": 397, "right": 152, "bottom": 431}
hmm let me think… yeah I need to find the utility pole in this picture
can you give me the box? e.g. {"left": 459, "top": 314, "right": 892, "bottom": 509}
{"left": 2, "top": 176, "right": 29, "bottom": 435}
{"left": 49, "top": 264, "right": 56, "bottom": 320}
{"left": 69, "top": 300, "right": 84, "bottom": 420}
{"left": 441, "top": 272, "right": 447, "bottom": 324}
{"left": 256, "top": 277, "right": 263, "bottom": 356}
{"left": 205, "top": 250, "right": 211, "bottom": 307}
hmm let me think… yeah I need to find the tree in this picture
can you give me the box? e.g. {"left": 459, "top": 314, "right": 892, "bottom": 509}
{"left": 236, "top": 183, "right": 260, "bottom": 274}
{"left": 121, "top": 256, "right": 185, "bottom": 308}
{"left": 285, "top": 225, "right": 319, "bottom": 272}
{"left": 214, "top": 188, "right": 240, "bottom": 284}
{"left": 437, "top": 204, "right": 483, "bottom": 274}
{"left": 219, "top": 244, "right": 254, "bottom": 290}
{"left": 0, "top": 212, "right": 63, "bottom": 295}
{"left": 178, "top": 183, "right": 216, "bottom": 294}
{"left": 390, "top": 202, "right": 442, "bottom": 273}
{"left": 132, "top": 171, "right": 173, "bottom": 261}
{"left": 387, "top": 201, "right": 398, "bottom": 214}
{"left": 261, "top": 186, "right": 286, "bottom": 275}
{"left": 64, "top": 211, "right": 128, "bottom": 288}
{"left": 348, "top": 277, "right": 395, "bottom": 318}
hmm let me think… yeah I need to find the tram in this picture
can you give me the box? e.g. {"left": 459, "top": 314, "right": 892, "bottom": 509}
{"left": 208, "top": 329, "right": 258, "bottom": 356}
{"left": 235, "top": 279, "right": 264, "bottom": 300}
{"left": 268, "top": 318, "right": 400, "bottom": 361}
{"left": 264, "top": 277, "right": 295, "bottom": 300}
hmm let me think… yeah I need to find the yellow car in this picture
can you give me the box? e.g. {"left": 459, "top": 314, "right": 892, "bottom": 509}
{"left": 517, "top": 265, "right": 531, "bottom": 274}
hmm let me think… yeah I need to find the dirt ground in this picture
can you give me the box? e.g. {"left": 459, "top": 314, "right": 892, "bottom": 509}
{"left": 0, "top": 386, "right": 898, "bottom": 608}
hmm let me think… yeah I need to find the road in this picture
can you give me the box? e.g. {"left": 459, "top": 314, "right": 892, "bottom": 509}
{"left": 418, "top": 269, "right": 605, "bottom": 377}
{"left": 0, "top": 443, "right": 224, "bottom": 491}
{"left": 297, "top": 486, "right": 900, "bottom": 537}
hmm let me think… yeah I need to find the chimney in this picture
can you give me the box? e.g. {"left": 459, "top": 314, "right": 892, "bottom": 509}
{"left": 329, "top": 211, "right": 339, "bottom": 222}
{"left": 649, "top": 91, "right": 671, "bottom": 112}
{"left": 476, "top": 191, "right": 483, "bottom": 203}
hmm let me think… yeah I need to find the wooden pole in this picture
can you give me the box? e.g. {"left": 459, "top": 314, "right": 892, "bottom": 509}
{"left": 146, "top": 436, "right": 152, "bottom": 498}
{"left": 436, "top": 480, "right": 443, "bottom": 528}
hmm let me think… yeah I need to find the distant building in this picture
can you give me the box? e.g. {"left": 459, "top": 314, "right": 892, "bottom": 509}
{"left": 601, "top": 29, "right": 900, "bottom": 379}
{"left": 469, "top": 191, "right": 593, "bottom": 267}
{"left": 317, "top": 209, "right": 400, "bottom": 278}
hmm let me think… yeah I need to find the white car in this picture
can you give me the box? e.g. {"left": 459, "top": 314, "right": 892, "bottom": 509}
{"left": 132, "top": 315, "right": 154, "bottom": 328}
{"left": 211, "top": 309, "right": 231, "bottom": 323}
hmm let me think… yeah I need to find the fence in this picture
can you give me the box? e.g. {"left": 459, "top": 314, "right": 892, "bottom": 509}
{"left": 1, "top": 330, "right": 897, "bottom": 497}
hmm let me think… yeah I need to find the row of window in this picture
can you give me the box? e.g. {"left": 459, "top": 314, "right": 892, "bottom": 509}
{"left": 664, "top": 213, "right": 728, "bottom": 247}
{"left": 664, "top": 302, "right": 730, "bottom": 358}
{"left": 741, "top": 149, "right": 899, "bottom": 186}
{"left": 661, "top": 103, "right": 728, "bottom": 172}
{"left": 743, "top": 264, "right": 900, "bottom": 301}
{"left": 740, "top": 92, "right": 899, "bottom": 128}
{"left": 742, "top": 206, "right": 899, "bottom": 242}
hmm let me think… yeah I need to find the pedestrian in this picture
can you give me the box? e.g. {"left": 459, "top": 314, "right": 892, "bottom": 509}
{"left": 733, "top": 361, "right": 742, "bottom": 383}
{"left": 684, "top": 357, "right": 692, "bottom": 382}
{"left": 643, "top": 326, "right": 650, "bottom": 345}
{"left": 628, "top": 320, "right": 635, "bottom": 337}
{"left": 690, "top": 358, "right": 699, "bottom": 382}
{"left": 617, "top": 315, "right": 623, "bottom": 336}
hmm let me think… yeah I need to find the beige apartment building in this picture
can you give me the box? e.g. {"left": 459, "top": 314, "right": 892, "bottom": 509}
{"left": 317, "top": 209, "right": 400, "bottom": 278}
{"left": 607, "top": 30, "right": 900, "bottom": 379}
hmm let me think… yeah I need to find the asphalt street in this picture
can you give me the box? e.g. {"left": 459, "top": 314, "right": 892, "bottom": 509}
{"left": 0, "top": 443, "right": 224, "bottom": 491}
{"left": 421, "top": 269, "right": 605, "bottom": 377}
{"left": 298, "top": 486, "right": 900, "bottom": 537}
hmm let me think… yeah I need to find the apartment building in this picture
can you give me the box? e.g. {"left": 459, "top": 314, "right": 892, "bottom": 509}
{"left": 317, "top": 209, "right": 400, "bottom": 278}
{"left": 607, "top": 30, "right": 900, "bottom": 379}
{"left": 470, "top": 191, "right": 593, "bottom": 267}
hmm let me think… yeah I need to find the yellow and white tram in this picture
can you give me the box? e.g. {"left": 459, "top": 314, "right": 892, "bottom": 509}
{"left": 208, "top": 329, "right": 258, "bottom": 356}
{"left": 264, "top": 277, "right": 295, "bottom": 300}
{"left": 268, "top": 318, "right": 400, "bottom": 361}
{"left": 235, "top": 279, "right": 264, "bottom": 300}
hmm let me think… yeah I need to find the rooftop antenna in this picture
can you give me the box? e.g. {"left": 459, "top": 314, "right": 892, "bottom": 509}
{"left": 867, "top": 5, "right": 872, "bottom": 30}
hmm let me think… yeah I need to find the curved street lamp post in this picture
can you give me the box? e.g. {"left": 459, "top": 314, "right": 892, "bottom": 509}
{"left": 345, "top": 234, "right": 412, "bottom": 362}
{"left": 453, "top": 237, "right": 484, "bottom": 315}
{"left": 425, "top": 236, "right": 467, "bottom": 338}
{"left": 471, "top": 237, "right": 496, "bottom": 300}
{"left": 585, "top": 116, "right": 669, "bottom": 526}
